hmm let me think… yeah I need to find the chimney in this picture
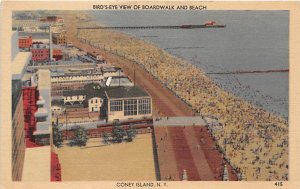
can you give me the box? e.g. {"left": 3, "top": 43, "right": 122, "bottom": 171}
{"left": 49, "top": 26, "right": 53, "bottom": 62}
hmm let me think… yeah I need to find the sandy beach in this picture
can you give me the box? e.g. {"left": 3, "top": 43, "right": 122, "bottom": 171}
{"left": 62, "top": 12, "right": 288, "bottom": 181}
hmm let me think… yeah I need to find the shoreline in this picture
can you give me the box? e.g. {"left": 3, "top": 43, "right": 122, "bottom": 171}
{"left": 79, "top": 13, "right": 287, "bottom": 122}
{"left": 63, "top": 12, "right": 288, "bottom": 181}
{"left": 86, "top": 12, "right": 288, "bottom": 119}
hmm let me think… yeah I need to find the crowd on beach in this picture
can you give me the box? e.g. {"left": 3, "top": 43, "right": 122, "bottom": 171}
{"left": 75, "top": 19, "right": 288, "bottom": 181}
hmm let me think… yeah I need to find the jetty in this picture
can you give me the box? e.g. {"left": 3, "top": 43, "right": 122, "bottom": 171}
{"left": 206, "top": 69, "right": 289, "bottom": 75}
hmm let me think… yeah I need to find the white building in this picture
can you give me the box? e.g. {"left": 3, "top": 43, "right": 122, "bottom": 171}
{"left": 51, "top": 105, "right": 64, "bottom": 116}
{"left": 88, "top": 97, "right": 103, "bottom": 112}
{"left": 51, "top": 73, "right": 104, "bottom": 83}
{"left": 62, "top": 90, "right": 86, "bottom": 105}
{"left": 106, "top": 76, "right": 134, "bottom": 87}
{"left": 105, "top": 86, "right": 152, "bottom": 122}
{"left": 34, "top": 69, "right": 51, "bottom": 144}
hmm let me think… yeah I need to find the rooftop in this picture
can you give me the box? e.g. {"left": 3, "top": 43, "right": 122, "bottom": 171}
{"left": 19, "top": 31, "right": 49, "bottom": 39}
{"left": 12, "top": 52, "right": 31, "bottom": 80}
{"left": 12, "top": 80, "right": 22, "bottom": 117}
{"left": 63, "top": 90, "right": 86, "bottom": 96}
{"left": 106, "top": 76, "right": 134, "bottom": 87}
{"left": 105, "top": 86, "right": 150, "bottom": 99}
{"left": 37, "top": 69, "right": 51, "bottom": 89}
{"left": 32, "top": 43, "right": 49, "bottom": 49}
{"left": 102, "top": 66, "right": 120, "bottom": 73}
{"left": 22, "top": 146, "right": 50, "bottom": 181}
{"left": 19, "top": 35, "right": 31, "bottom": 39}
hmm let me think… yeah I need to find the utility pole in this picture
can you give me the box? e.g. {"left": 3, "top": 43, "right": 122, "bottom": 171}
{"left": 49, "top": 25, "right": 53, "bottom": 62}
{"left": 65, "top": 110, "right": 68, "bottom": 140}
{"left": 133, "top": 65, "right": 136, "bottom": 87}
{"left": 118, "top": 69, "right": 121, "bottom": 87}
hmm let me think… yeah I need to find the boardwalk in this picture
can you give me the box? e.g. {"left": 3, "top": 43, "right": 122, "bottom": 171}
{"left": 63, "top": 15, "right": 236, "bottom": 181}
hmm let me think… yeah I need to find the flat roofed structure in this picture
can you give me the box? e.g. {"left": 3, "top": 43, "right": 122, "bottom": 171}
{"left": 11, "top": 31, "right": 19, "bottom": 61}
{"left": 22, "top": 146, "right": 50, "bottom": 181}
{"left": 38, "top": 69, "right": 51, "bottom": 89}
{"left": 105, "top": 86, "right": 152, "bottom": 122}
{"left": 106, "top": 76, "right": 134, "bottom": 87}
{"left": 34, "top": 69, "right": 51, "bottom": 145}
{"left": 12, "top": 52, "right": 31, "bottom": 80}
{"left": 12, "top": 80, "right": 22, "bottom": 117}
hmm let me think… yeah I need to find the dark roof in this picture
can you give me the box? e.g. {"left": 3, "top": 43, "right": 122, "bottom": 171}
{"left": 62, "top": 83, "right": 106, "bottom": 99}
{"left": 51, "top": 99, "right": 64, "bottom": 106}
{"left": 105, "top": 86, "right": 150, "bottom": 99}
{"left": 85, "top": 88, "right": 106, "bottom": 100}
{"left": 63, "top": 90, "right": 86, "bottom": 96}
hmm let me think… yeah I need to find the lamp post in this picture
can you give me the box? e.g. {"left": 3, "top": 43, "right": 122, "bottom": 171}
{"left": 64, "top": 109, "right": 68, "bottom": 140}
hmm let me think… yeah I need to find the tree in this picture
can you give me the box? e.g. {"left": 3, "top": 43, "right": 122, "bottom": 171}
{"left": 53, "top": 125, "right": 64, "bottom": 148}
{"left": 102, "top": 132, "right": 110, "bottom": 144}
{"left": 126, "top": 126, "right": 137, "bottom": 142}
{"left": 111, "top": 125, "right": 126, "bottom": 143}
{"left": 70, "top": 126, "right": 88, "bottom": 147}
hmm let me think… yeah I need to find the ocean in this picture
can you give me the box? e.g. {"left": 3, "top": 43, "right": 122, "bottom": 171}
{"left": 90, "top": 10, "right": 289, "bottom": 118}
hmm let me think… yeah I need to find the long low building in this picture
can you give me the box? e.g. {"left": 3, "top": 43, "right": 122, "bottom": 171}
{"left": 105, "top": 86, "right": 152, "bottom": 122}
{"left": 50, "top": 66, "right": 123, "bottom": 96}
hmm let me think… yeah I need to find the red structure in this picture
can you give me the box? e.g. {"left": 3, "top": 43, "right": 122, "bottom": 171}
{"left": 51, "top": 152, "right": 62, "bottom": 181}
{"left": 53, "top": 49, "right": 63, "bottom": 61}
{"left": 22, "top": 86, "right": 39, "bottom": 146}
{"left": 205, "top": 21, "right": 216, "bottom": 26}
{"left": 19, "top": 36, "right": 32, "bottom": 49}
{"left": 31, "top": 43, "right": 49, "bottom": 62}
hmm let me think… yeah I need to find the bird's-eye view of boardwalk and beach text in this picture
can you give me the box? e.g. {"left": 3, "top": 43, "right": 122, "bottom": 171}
{"left": 11, "top": 10, "right": 288, "bottom": 182}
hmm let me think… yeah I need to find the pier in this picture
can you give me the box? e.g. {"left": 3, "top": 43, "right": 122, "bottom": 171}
{"left": 77, "top": 24, "right": 226, "bottom": 30}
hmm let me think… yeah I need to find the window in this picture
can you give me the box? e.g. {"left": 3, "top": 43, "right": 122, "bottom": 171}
{"left": 91, "top": 100, "right": 93, "bottom": 103}
{"left": 95, "top": 99, "right": 98, "bottom": 103}
{"left": 36, "top": 117, "right": 47, "bottom": 122}
{"left": 138, "top": 98, "right": 151, "bottom": 115}
{"left": 124, "top": 99, "right": 137, "bottom": 116}
{"left": 110, "top": 100, "right": 122, "bottom": 112}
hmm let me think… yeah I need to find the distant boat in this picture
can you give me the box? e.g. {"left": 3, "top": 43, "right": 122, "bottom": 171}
{"left": 180, "top": 21, "right": 226, "bottom": 29}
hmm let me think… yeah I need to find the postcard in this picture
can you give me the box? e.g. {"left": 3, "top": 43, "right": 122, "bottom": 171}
{"left": 0, "top": 1, "right": 299, "bottom": 189}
